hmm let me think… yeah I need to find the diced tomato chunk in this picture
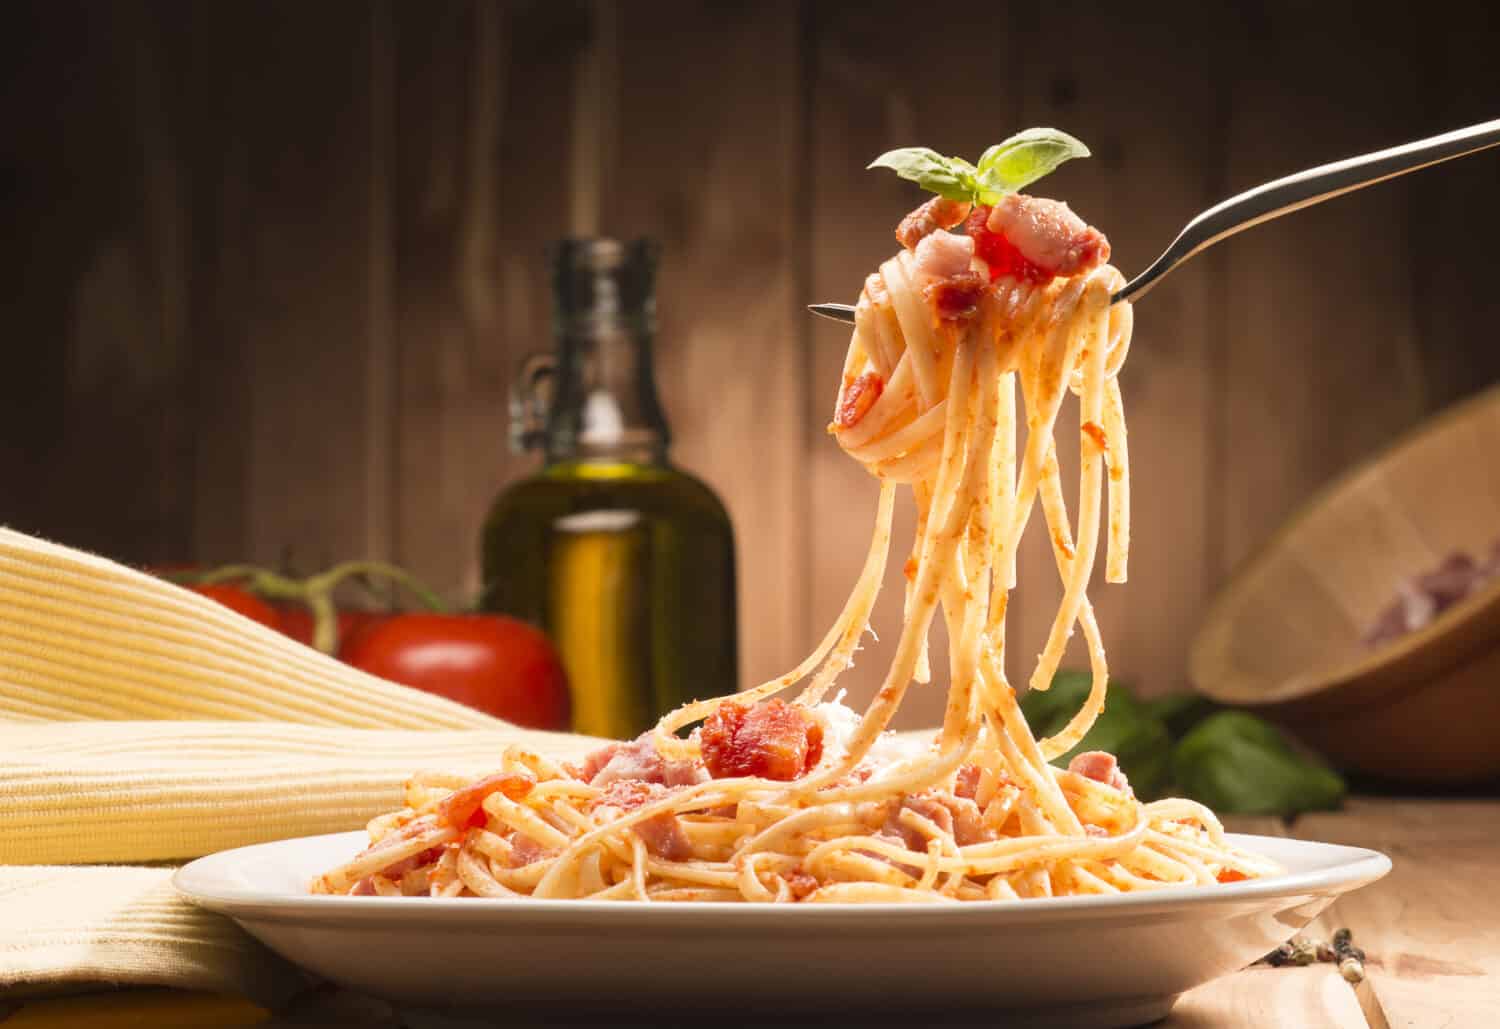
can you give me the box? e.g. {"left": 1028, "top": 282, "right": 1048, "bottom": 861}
{"left": 966, "top": 205, "right": 1054, "bottom": 284}
{"left": 435, "top": 772, "right": 534, "bottom": 829}
{"left": 896, "top": 197, "right": 971, "bottom": 249}
{"left": 701, "top": 699, "right": 823, "bottom": 781}
{"left": 836, "top": 372, "right": 884, "bottom": 429}
{"left": 786, "top": 868, "right": 819, "bottom": 900}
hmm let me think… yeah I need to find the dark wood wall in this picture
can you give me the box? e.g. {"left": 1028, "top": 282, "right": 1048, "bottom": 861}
{"left": 3, "top": 0, "right": 1497, "bottom": 723}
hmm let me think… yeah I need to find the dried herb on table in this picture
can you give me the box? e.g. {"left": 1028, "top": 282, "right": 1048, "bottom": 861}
{"left": 1258, "top": 927, "right": 1366, "bottom": 983}
{"left": 1332, "top": 927, "right": 1368, "bottom": 983}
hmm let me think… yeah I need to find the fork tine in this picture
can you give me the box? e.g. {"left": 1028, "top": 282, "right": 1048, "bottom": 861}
{"left": 807, "top": 303, "right": 858, "bottom": 324}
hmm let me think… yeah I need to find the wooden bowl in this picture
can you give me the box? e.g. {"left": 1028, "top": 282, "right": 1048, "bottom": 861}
{"left": 1189, "top": 383, "right": 1500, "bottom": 784}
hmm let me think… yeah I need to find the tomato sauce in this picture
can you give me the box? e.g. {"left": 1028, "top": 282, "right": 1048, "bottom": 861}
{"left": 965, "top": 205, "right": 1055, "bottom": 284}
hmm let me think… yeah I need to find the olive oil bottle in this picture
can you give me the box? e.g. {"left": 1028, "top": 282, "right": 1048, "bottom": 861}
{"left": 479, "top": 240, "right": 737, "bottom": 739}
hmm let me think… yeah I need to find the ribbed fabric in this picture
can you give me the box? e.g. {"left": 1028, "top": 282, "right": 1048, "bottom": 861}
{"left": 0, "top": 527, "right": 605, "bottom": 1003}
{"left": 0, "top": 722, "right": 596, "bottom": 864}
{"left": 1, "top": 528, "right": 505, "bottom": 728}
{"left": 0, "top": 866, "right": 308, "bottom": 1006}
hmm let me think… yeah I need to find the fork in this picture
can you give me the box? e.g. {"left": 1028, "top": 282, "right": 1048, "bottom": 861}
{"left": 808, "top": 117, "right": 1500, "bottom": 323}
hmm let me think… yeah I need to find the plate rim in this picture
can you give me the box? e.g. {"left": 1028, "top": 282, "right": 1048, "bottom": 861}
{"left": 174, "top": 830, "right": 1390, "bottom": 926}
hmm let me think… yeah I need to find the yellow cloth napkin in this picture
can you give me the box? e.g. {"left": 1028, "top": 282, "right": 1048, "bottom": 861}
{"left": 0, "top": 527, "right": 602, "bottom": 1005}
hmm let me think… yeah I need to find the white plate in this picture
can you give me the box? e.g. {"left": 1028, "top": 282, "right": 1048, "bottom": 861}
{"left": 176, "top": 830, "right": 1388, "bottom": 1028}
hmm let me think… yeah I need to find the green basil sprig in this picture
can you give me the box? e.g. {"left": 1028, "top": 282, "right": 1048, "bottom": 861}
{"left": 868, "top": 128, "right": 1090, "bottom": 206}
{"left": 1021, "top": 670, "right": 1171, "bottom": 800}
{"left": 1021, "top": 671, "right": 1347, "bottom": 815}
{"left": 1173, "top": 712, "right": 1347, "bottom": 815}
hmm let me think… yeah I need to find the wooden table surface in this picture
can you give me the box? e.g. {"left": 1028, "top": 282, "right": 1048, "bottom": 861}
{"left": 4, "top": 797, "right": 1495, "bottom": 1028}
{"left": 1169, "top": 798, "right": 1500, "bottom": 1029}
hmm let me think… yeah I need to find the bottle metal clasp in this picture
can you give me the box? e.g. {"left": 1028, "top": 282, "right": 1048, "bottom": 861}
{"left": 509, "top": 352, "right": 557, "bottom": 454}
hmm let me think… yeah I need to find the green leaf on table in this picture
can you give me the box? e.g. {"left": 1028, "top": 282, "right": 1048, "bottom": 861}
{"left": 1017, "top": 668, "right": 1096, "bottom": 736}
{"left": 1172, "top": 711, "right": 1346, "bottom": 815}
{"left": 1020, "top": 670, "right": 1172, "bottom": 800}
{"left": 1142, "top": 692, "right": 1220, "bottom": 739}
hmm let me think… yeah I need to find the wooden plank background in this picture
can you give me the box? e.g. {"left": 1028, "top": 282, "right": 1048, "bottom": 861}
{"left": 2, "top": 0, "right": 1497, "bottom": 726}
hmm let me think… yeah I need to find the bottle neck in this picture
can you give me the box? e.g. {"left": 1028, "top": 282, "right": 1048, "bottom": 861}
{"left": 545, "top": 318, "right": 671, "bottom": 466}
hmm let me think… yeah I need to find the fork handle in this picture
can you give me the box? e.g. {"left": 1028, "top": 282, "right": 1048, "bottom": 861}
{"left": 1116, "top": 118, "right": 1500, "bottom": 304}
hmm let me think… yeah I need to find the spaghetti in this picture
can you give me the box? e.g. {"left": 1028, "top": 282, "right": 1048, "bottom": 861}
{"left": 313, "top": 134, "right": 1277, "bottom": 903}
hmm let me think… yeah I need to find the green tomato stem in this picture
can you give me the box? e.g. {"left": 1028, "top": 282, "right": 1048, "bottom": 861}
{"left": 308, "top": 561, "right": 449, "bottom": 614}
{"left": 185, "top": 559, "right": 449, "bottom": 657}
{"left": 308, "top": 589, "right": 340, "bottom": 656}
{"left": 194, "top": 564, "right": 307, "bottom": 600}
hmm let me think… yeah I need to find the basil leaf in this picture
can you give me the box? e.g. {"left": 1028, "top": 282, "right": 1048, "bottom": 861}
{"left": 867, "top": 147, "right": 979, "bottom": 204}
{"left": 1017, "top": 668, "right": 1095, "bottom": 735}
{"left": 1172, "top": 712, "right": 1346, "bottom": 815}
{"left": 1142, "top": 693, "right": 1220, "bottom": 739}
{"left": 1020, "top": 671, "right": 1172, "bottom": 800}
{"left": 948, "top": 156, "right": 979, "bottom": 177}
{"left": 977, "top": 128, "right": 1091, "bottom": 196}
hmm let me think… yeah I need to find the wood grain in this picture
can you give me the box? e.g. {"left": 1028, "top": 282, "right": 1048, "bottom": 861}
{"left": 1217, "top": 1, "right": 1428, "bottom": 572}
{"left": 1336, "top": 797, "right": 1500, "bottom": 840}
{"left": 604, "top": 0, "right": 806, "bottom": 690}
{"left": 153, "top": 2, "right": 400, "bottom": 571}
{"left": 391, "top": 0, "right": 589, "bottom": 600}
{"left": 3, "top": 1, "right": 1500, "bottom": 720}
{"left": 1167, "top": 965, "right": 1369, "bottom": 1029}
{"left": 1220, "top": 814, "right": 1289, "bottom": 837}
{"left": 0, "top": 2, "right": 194, "bottom": 564}
{"left": 1168, "top": 814, "right": 1367, "bottom": 1027}
{"left": 1409, "top": 5, "right": 1500, "bottom": 412}
{"left": 174, "top": 2, "right": 257, "bottom": 565}
{"left": 234, "top": 2, "right": 395, "bottom": 571}
{"left": 1297, "top": 802, "right": 1500, "bottom": 1029}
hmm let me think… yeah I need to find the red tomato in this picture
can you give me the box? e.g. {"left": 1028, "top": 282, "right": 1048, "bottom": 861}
{"left": 189, "top": 583, "right": 282, "bottom": 630}
{"left": 278, "top": 607, "right": 386, "bottom": 655}
{"left": 341, "top": 613, "right": 570, "bottom": 729}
